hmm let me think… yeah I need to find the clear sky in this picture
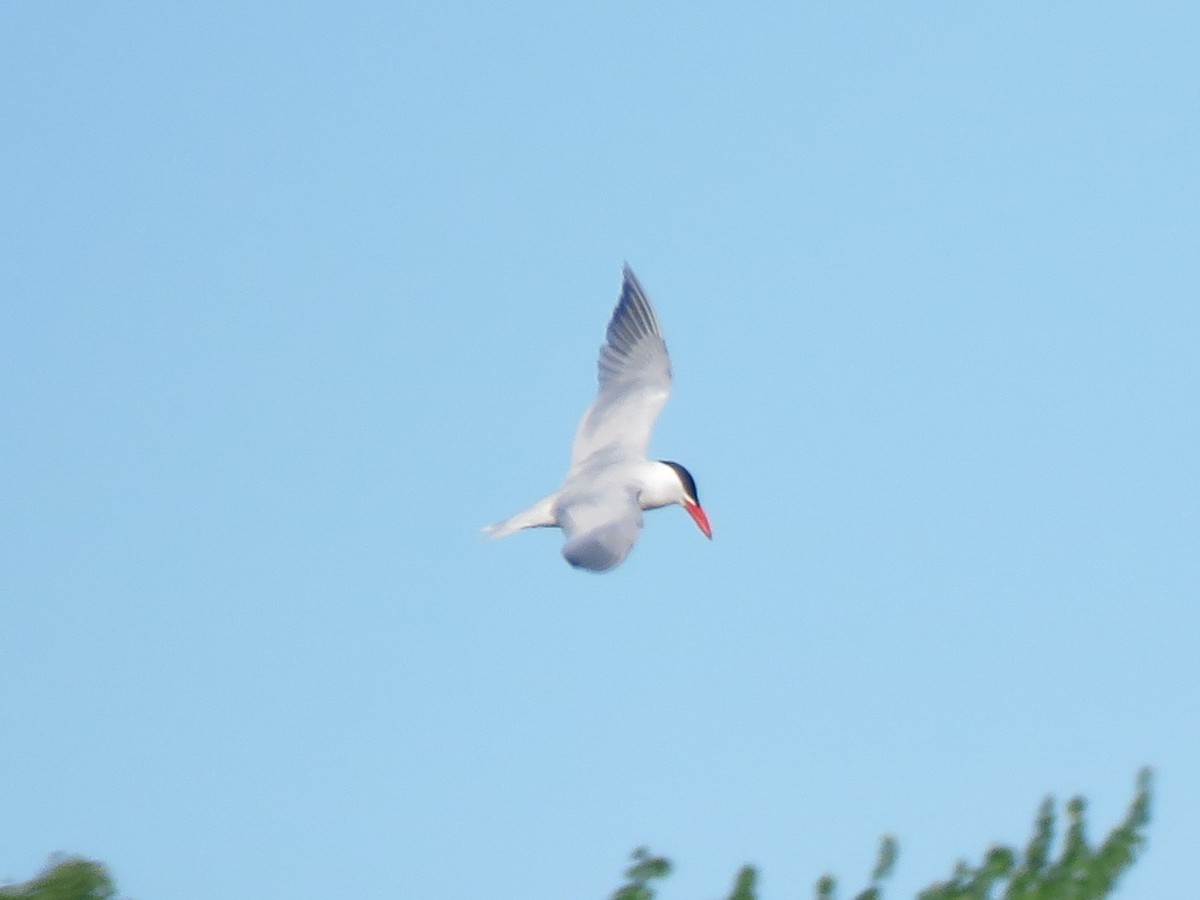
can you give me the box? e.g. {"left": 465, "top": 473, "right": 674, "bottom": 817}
{"left": 3, "top": 3, "right": 1197, "bottom": 898}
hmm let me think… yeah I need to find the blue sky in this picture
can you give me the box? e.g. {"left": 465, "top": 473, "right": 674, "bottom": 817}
{"left": 3, "top": 3, "right": 1197, "bottom": 897}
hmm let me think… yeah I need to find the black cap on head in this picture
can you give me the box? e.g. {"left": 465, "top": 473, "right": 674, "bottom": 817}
{"left": 659, "top": 460, "right": 699, "bottom": 504}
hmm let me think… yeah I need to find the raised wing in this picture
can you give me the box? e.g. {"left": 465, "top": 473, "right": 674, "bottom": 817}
{"left": 569, "top": 266, "right": 672, "bottom": 470}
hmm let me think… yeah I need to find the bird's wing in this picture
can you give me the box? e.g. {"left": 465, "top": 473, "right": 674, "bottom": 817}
{"left": 569, "top": 266, "right": 672, "bottom": 471}
{"left": 557, "top": 487, "right": 644, "bottom": 572}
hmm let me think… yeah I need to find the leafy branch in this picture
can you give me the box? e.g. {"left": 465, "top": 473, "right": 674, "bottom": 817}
{"left": 609, "top": 769, "right": 1152, "bottom": 900}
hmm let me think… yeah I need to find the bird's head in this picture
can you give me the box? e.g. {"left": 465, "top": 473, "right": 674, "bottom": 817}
{"left": 658, "top": 460, "right": 713, "bottom": 539}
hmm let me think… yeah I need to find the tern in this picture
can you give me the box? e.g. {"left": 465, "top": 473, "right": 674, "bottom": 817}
{"left": 484, "top": 265, "right": 712, "bottom": 572}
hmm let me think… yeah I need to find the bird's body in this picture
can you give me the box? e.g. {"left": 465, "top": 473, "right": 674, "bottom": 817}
{"left": 485, "top": 266, "right": 711, "bottom": 572}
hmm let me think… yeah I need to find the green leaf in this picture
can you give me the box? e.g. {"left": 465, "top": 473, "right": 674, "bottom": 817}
{"left": 815, "top": 873, "right": 837, "bottom": 900}
{"left": 726, "top": 865, "right": 758, "bottom": 900}
{"left": 872, "top": 835, "right": 899, "bottom": 882}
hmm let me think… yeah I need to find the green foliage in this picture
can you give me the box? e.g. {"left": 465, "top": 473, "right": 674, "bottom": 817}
{"left": 0, "top": 856, "right": 115, "bottom": 900}
{"left": 814, "top": 835, "right": 899, "bottom": 900}
{"left": 609, "top": 770, "right": 1152, "bottom": 900}
{"left": 726, "top": 865, "right": 758, "bottom": 900}
{"left": 611, "top": 846, "right": 672, "bottom": 900}
{"left": 3, "top": 772, "right": 1152, "bottom": 900}
{"left": 918, "top": 768, "right": 1152, "bottom": 900}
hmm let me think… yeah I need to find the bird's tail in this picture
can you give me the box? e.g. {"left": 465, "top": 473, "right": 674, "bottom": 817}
{"left": 482, "top": 493, "right": 558, "bottom": 539}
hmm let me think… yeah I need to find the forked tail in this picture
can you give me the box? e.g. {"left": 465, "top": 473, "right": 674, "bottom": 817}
{"left": 482, "top": 493, "right": 559, "bottom": 539}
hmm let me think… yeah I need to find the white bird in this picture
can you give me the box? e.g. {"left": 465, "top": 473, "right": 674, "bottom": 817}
{"left": 484, "top": 265, "right": 712, "bottom": 572}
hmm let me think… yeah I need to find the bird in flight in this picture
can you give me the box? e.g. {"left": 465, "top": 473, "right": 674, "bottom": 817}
{"left": 484, "top": 265, "right": 712, "bottom": 572}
